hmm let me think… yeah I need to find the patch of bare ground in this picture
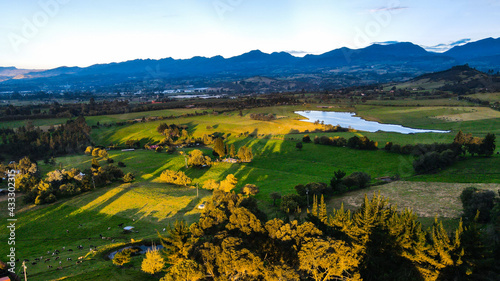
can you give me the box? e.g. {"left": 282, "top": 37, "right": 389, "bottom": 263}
{"left": 327, "top": 181, "right": 500, "bottom": 218}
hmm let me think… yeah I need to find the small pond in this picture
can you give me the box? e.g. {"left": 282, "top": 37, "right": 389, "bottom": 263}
{"left": 295, "top": 111, "right": 450, "bottom": 134}
{"left": 108, "top": 244, "right": 164, "bottom": 260}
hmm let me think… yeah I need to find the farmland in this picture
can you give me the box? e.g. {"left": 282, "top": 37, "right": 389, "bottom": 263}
{"left": 1, "top": 102, "right": 499, "bottom": 280}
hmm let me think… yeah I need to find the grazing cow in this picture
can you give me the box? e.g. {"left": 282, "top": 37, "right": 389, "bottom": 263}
{"left": 62, "top": 246, "right": 65, "bottom": 250}
{"left": 31, "top": 262, "right": 37, "bottom": 265}
{"left": 107, "top": 227, "right": 111, "bottom": 230}
{"left": 57, "top": 266, "right": 63, "bottom": 270}
{"left": 66, "top": 230, "right": 69, "bottom": 233}
{"left": 55, "top": 257, "right": 60, "bottom": 260}
{"left": 44, "top": 258, "right": 51, "bottom": 263}
{"left": 68, "top": 249, "right": 73, "bottom": 252}
{"left": 34, "top": 258, "right": 40, "bottom": 261}
{"left": 67, "top": 258, "right": 72, "bottom": 261}
{"left": 47, "top": 251, "right": 50, "bottom": 254}
{"left": 79, "top": 224, "right": 83, "bottom": 227}
{"left": 76, "top": 260, "right": 82, "bottom": 264}
{"left": 23, "top": 259, "right": 29, "bottom": 262}
{"left": 118, "top": 223, "right": 124, "bottom": 227}
{"left": 47, "top": 265, "right": 53, "bottom": 269}
{"left": 78, "top": 256, "right": 84, "bottom": 260}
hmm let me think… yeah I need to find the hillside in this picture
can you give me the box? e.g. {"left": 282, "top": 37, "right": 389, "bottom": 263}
{"left": 389, "top": 65, "right": 500, "bottom": 94}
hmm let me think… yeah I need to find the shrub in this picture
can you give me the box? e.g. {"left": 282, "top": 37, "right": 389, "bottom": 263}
{"left": 342, "top": 172, "right": 371, "bottom": 189}
{"left": 302, "top": 135, "right": 311, "bottom": 143}
{"left": 242, "top": 184, "right": 259, "bottom": 196}
{"left": 118, "top": 161, "right": 126, "bottom": 167}
{"left": 460, "top": 187, "right": 496, "bottom": 223}
{"left": 160, "top": 170, "right": 192, "bottom": 186}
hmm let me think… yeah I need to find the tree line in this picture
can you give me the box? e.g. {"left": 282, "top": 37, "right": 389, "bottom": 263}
{"left": 0, "top": 116, "right": 92, "bottom": 161}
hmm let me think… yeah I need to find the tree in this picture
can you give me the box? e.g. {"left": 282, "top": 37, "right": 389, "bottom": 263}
{"left": 270, "top": 192, "right": 281, "bottom": 206}
{"left": 302, "top": 135, "right": 311, "bottom": 143}
{"left": 220, "top": 174, "right": 237, "bottom": 192}
{"left": 187, "top": 149, "right": 211, "bottom": 168}
{"left": 296, "top": 142, "right": 303, "bottom": 150}
{"left": 229, "top": 144, "right": 236, "bottom": 158}
{"left": 237, "top": 146, "right": 253, "bottom": 162}
{"left": 213, "top": 137, "right": 225, "bottom": 158}
{"left": 141, "top": 246, "right": 165, "bottom": 275}
{"left": 242, "top": 184, "right": 259, "bottom": 195}
{"left": 160, "top": 170, "right": 192, "bottom": 186}
{"left": 479, "top": 133, "right": 496, "bottom": 156}
{"left": 85, "top": 146, "right": 93, "bottom": 154}
{"left": 342, "top": 172, "right": 371, "bottom": 189}
{"left": 98, "top": 149, "right": 108, "bottom": 159}
{"left": 202, "top": 179, "right": 219, "bottom": 190}
{"left": 123, "top": 172, "right": 135, "bottom": 183}
{"left": 91, "top": 148, "right": 101, "bottom": 157}
{"left": 113, "top": 248, "right": 136, "bottom": 267}
{"left": 280, "top": 194, "right": 301, "bottom": 214}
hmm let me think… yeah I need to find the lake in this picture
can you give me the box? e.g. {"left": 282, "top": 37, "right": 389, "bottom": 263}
{"left": 295, "top": 111, "right": 450, "bottom": 134}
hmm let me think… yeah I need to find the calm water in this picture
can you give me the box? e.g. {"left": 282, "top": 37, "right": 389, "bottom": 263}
{"left": 295, "top": 111, "right": 450, "bottom": 134}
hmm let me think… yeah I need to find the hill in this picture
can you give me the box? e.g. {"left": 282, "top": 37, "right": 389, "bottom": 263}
{"left": 389, "top": 65, "right": 500, "bottom": 94}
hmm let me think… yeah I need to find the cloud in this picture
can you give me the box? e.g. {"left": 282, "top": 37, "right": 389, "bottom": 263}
{"left": 368, "top": 6, "right": 408, "bottom": 13}
{"left": 284, "top": 50, "right": 311, "bottom": 57}
{"left": 423, "top": 38, "right": 472, "bottom": 53}
{"left": 373, "top": 41, "right": 401, "bottom": 46}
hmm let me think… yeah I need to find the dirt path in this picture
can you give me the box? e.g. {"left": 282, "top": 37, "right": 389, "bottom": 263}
{"left": 327, "top": 181, "right": 500, "bottom": 218}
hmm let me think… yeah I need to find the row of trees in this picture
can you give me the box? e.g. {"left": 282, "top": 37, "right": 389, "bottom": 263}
{"left": 156, "top": 190, "right": 498, "bottom": 280}
{"left": 313, "top": 135, "right": 377, "bottom": 150}
{"left": 280, "top": 170, "right": 371, "bottom": 214}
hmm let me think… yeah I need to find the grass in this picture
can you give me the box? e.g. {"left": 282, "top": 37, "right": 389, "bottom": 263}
{"left": 0, "top": 181, "right": 208, "bottom": 280}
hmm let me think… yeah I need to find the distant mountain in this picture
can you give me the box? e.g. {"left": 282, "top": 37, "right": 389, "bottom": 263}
{"left": 445, "top": 37, "right": 500, "bottom": 59}
{"left": 1, "top": 37, "right": 499, "bottom": 92}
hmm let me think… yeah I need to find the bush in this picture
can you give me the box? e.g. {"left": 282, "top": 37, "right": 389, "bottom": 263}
{"left": 242, "top": 184, "right": 259, "bottom": 195}
{"left": 460, "top": 187, "right": 496, "bottom": 223}
{"left": 107, "top": 158, "right": 114, "bottom": 163}
{"left": 342, "top": 172, "right": 371, "bottom": 189}
{"left": 118, "top": 161, "right": 126, "bottom": 167}
{"left": 302, "top": 135, "right": 311, "bottom": 143}
{"left": 160, "top": 170, "right": 192, "bottom": 186}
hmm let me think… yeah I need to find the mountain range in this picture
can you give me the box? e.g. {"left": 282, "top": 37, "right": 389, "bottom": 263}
{"left": 1, "top": 37, "right": 499, "bottom": 92}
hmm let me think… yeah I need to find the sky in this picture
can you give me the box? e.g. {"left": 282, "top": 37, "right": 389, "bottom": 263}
{"left": 1, "top": 0, "right": 499, "bottom": 69}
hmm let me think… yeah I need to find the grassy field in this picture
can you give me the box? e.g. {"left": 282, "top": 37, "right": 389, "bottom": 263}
{"left": 0, "top": 180, "right": 209, "bottom": 280}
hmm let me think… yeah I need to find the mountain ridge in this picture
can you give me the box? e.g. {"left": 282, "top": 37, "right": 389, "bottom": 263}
{"left": 1, "top": 37, "right": 499, "bottom": 91}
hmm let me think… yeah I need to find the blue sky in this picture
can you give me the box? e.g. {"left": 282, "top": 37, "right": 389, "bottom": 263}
{"left": 1, "top": 0, "right": 499, "bottom": 69}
